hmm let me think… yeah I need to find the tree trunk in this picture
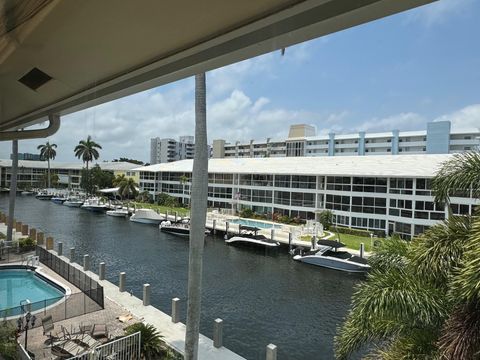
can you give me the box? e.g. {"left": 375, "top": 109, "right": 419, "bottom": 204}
{"left": 185, "top": 73, "right": 208, "bottom": 360}
{"left": 47, "top": 158, "right": 51, "bottom": 188}
{"left": 86, "top": 161, "right": 89, "bottom": 195}
{"left": 7, "top": 140, "right": 18, "bottom": 243}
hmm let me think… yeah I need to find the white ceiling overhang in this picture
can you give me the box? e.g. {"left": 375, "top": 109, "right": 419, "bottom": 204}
{"left": 0, "top": 0, "right": 435, "bottom": 131}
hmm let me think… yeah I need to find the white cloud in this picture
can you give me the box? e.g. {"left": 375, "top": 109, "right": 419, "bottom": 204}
{"left": 406, "top": 0, "right": 474, "bottom": 27}
{"left": 434, "top": 104, "right": 480, "bottom": 131}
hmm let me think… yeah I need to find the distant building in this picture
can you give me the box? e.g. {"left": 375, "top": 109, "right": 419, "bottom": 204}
{"left": 150, "top": 136, "right": 195, "bottom": 164}
{"left": 0, "top": 160, "right": 138, "bottom": 189}
{"left": 211, "top": 121, "right": 480, "bottom": 159}
{"left": 11, "top": 152, "right": 42, "bottom": 161}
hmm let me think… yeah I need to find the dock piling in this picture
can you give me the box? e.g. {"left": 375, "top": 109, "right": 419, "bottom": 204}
{"left": 266, "top": 344, "right": 277, "bottom": 360}
{"left": 213, "top": 219, "right": 217, "bottom": 235}
{"left": 360, "top": 243, "right": 365, "bottom": 259}
{"left": 29, "top": 228, "right": 36, "bottom": 240}
{"left": 46, "top": 236, "right": 53, "bottom": 250}
{"left": 270, "top": 229, "right": 275, "bottom": 242}
{"left": 213, "top": 318, "right": 223, "bottom": 348}
{"left": 37, "top": 232, "right": 44, "bottom": 246}
{"left": 288, "top": 233, "right": 292, "bottom": 251}
{"left": 99, "top": 262, "right": 105, "bottom": 280}
{"left": 57, "top": 242, "right": 63, "bottom": 256}
{"left": 225, "top": 221, "right": 229, "bottom": 235}
{"left": 171, "top": 298, "right": 180, "bottom": 323}
{"left": 69, "top": 248, "right": 75, "bottom": 262}
{"left": 143, "top": 284, "right": 151, "bottom": 306}
{"left": 174, "top": 211, "right": 178, "bottom": 222}
{"left": 83, "top": 254, "right": 90, "bottom": 271}
{"left": 21, "top": 224, "right": 28, "bottom": 236}
{"left": 119, "top": 272, "right": 126, "bottom": 292}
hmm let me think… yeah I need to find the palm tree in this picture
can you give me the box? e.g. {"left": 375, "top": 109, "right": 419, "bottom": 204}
{"left": 185, "top": 73, "right": 208, "bottom": 360}
{"left": 37, "top": 141, "right": 57, "bottom": 188}
{"left": 335, "top": 150, "right": 480, "bottom": 360}
{"left": 125, "top": 322, "right": 166, "bottom": 359}
{"left": 113, "top": 174, "right": 126, "bottom": 187}
{"left": 118, "top": 178, "right": 138, "bottom": 199}
{"left": 74, "top": 135, "right": 102, "bottom": 194}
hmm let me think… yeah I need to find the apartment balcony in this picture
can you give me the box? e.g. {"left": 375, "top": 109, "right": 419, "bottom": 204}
{"left": 398, "top": 141, "right": 426, "bottom": 147}
{"left": 305, "top": 143, "right": 329, "bottom": 150}
{"left": 450, "top": 139, "right": 480, "bottom": 146}
{"left": 334, "top": 143, "right": 358, "bottom": 149}
{"left": 365, "top": 142, "right": 392, "bottom": 148}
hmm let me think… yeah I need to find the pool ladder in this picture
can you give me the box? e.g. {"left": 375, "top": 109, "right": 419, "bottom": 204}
{"left": 20, "top": 299, "right": 31, "bottom": 314}
{"left": 24, "top": 255, "right": 39, "bottom": 267}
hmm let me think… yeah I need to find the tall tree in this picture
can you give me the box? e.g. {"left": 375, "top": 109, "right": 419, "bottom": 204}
{"left": 74, "top": 135, "right": 102, "bottom": 194}
{"left": 6, "top": 140, "right": 18, "bottom": 243}
{"left": 37, "top": 141, "right": 57, "bottom": 188}
{"left": 118, "top": 177, "right": 138, "bottom": 199}
{"left": 335, "top": 151, "right": 480, "bottom": 360}
{"left": 185, "top": 73, "right": 208, "bottom": 360}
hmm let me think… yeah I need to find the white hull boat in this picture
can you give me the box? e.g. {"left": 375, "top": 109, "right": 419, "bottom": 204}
{"left": 159, "top": 220, "right": 209, "bottom": 237}
{"left": 130, "top": 209, "right": 165, "bottom": 224}
{"left": 64, "top": 197, "right": 84, "bottom": 207}
{"left": 106, "top": 208, "right": 130, "bottom": 217}
{"left": 225, "top": 225, "right": 280, "bottom": 248}
{"left": 81, "top": 198, "right": 109, "bottom": 212}
{"left": 293, "top": 240, "right": 370, "bottom": 273}
{"left": 21, "top": 191, "right": 35, "bottom": 195}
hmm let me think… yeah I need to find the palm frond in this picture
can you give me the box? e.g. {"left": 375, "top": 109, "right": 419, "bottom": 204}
{"left": 432, "top": 151, "right": 480, "bottom": 204}
{"left": 438, "top": 300, "right": 480, "bottom": 360}
{"left": 410, "top": 215, "right": 472, "bottom": 287}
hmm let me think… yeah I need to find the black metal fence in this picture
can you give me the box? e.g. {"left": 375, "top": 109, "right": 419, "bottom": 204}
{"left": 36, "top": 246, "right": 104, "bottom": 309}
{"left": 2, "top": 291, "right": 103, "bottom": 329}
{"left": 0, "top": 244, "right": 36, "bottom": 264}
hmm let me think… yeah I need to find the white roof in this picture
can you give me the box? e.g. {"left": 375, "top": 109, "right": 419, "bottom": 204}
{"left": 134, "top": 154, "right": 454, "bottom": 178}
{"left": 0, "top": 159, "right": 139, "bottom": 171}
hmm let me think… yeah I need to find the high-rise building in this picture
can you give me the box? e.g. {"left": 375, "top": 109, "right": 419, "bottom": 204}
{"left": 150, "top": 136, "right": 195, "bottom": 164}
{"left": 212, "top": 121, "right": 480, "bottom": 159}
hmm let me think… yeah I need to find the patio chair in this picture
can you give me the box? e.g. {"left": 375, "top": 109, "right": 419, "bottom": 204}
{"left": 42, "top": 315, "right": 58, "bottom": 345}
{"left": 91, "top": 324, "right": 109, "bottom": 341}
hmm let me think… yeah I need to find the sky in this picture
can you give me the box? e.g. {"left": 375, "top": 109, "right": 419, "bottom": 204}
{"left": 1, "top": 0, "right": 479, "bottom": 163}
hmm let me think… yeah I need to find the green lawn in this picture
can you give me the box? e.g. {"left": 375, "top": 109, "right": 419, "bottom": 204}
{"left": 131, "top": 202, "right": 190, "bottom": 217}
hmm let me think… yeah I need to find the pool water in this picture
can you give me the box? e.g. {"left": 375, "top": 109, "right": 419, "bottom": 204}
{"left": 0, "top": 269, "right": 64, "bottom": 315}
{"left": 230, "top": 218, "right": 282, "bottom": 229}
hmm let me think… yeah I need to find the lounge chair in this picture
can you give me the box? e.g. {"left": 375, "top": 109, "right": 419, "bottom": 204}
{"left": 42, "top": 315, "right": 59, "bottom": 344}
{"left": 91, "top": 324, "right": 109, "bottom": 341}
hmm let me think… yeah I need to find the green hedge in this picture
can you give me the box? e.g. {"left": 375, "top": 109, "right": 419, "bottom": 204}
{"left": 334, "top": 226, "right": 385, "bottom": 238}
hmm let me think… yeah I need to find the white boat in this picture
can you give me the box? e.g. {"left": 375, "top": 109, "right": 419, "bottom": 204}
{"left": 130, "top": 209, "right": 165, "bottom": 224}
{"left": 63, "top": 197, "right": 84, "bottom": 207}
{"left": 51, "top": 196, "right": 67, "bottom": 204}
{"left": 106, "top": 208, "right": 130, "bottom": 217}
{"left": 21, "top": 190, "right": 35, "bottom": 195}
{"left": 35, "top": 191, "right": 53, "bottom": 200}
{"left": 292, "top": 240, "right": 370, "bottom": 273}
{"left": 159, "top": 219, "right": 209, "bottom": 237}
{"left": 81, "top": 197, "right": 109, "bottom": 212}
{"left": 225, "top": 225, "right": 280, "bottom": 248}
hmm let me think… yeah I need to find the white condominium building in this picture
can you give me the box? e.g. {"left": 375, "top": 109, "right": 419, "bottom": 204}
{"left": 150, "top": 136, "right": 195, "bottom": 164}
{"left": 135, "top": 154, "right": 479, "bottom": 239}
{"left": 212, "top": 121, "right": 479, "bottom": 159}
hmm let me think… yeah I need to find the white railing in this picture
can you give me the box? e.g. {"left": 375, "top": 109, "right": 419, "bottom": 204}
{"left": 68, "top": 331, "right": 141, "bottom": 360}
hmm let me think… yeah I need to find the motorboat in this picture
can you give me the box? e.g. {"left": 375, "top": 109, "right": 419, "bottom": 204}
{"left": 106, "top": 208, "right": 130, "bottom": 217}
{"left": 51, "top": 196, "right": 67, "bottom": 204}
{"left": 225, "top": 225, "right": 280, "bottom": 248}
{"left": 35, "top": 191, "right": 53, "bottom": 200}
{"left": 292, "top": 239, "right": 370, "bottom": 273}
{"left": 81, "top": 197, "right": 109, "bottom": 212}
{"left": 130, "top": 208, "right": 165, "bottom": 224}
{"left": 21, "top": 190, "right": 35, "bottom": 195}
{"left": 63, "top": 197, "right": 84, "bottom": 207}
{"left": 159, "top": 219, "right": 209, "bottom": 237}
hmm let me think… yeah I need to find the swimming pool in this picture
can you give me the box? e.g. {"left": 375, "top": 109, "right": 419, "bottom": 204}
{"left": 230, "top": 218, "right": 282, "bottom": 229}
{"left": 0, "top": 267, "right": 66, "bottom": 317}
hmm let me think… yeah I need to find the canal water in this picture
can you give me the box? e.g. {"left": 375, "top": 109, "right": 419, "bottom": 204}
{"left": 1, "top": 195, "right": 362, "bottom": 359}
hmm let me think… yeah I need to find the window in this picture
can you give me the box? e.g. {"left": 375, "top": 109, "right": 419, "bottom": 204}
{"left": 326, "top": 176, "right": 351, "bottom": 191}
{"left": 325, "top": 194, "right": 350, "bottom": 211}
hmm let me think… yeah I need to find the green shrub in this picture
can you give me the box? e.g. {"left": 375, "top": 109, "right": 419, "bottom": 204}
{"left": 0, "top": 321, "right": 18, "bottom": 359}
{"left": 334, "top": 226, "right": 385, "bottom": 238}
{"left": 239, "top": 208, "right": 254, "bottom": 218}
{"left": 156, "top": 193, "right": 180, "bottom": 208}
{"left": 0, "top": 232, "right": 5, "bottom": 240}
{"left": 18, "top": 237, "right": 36, "bottom": 252}
{"left": 125, "top": 323, "right": 168, "bottom": 359}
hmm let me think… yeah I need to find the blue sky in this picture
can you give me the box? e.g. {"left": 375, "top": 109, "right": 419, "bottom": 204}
{"left": 1, "top": 0, "right": 479, "bottom": 162}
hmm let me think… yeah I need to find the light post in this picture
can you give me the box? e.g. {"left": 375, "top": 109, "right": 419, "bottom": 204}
{"left": 370, "top": 233, "right": 373, "bottom": 250}
{"left": 17, "top": 312, "right": 36, "bottom": 351}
